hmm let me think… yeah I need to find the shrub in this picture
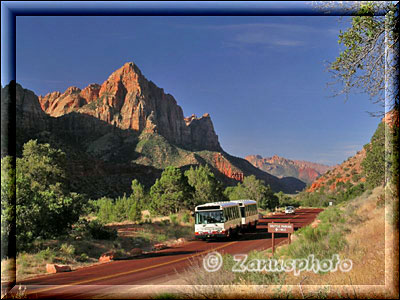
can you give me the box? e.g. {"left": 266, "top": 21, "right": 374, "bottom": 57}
{"left": 182, "top": 212, "right": 191, "bottom": 223}
{"left": 169, "top": 214, "right": 178, "bottom": 225}
{"left": 352, "top": 173, "right": 361, "bottom": 182}
{"left": 86, "top": 220, "right": 117, "bottom": 240}
{"left": 60, "top": 243, "right": 75, "bottom": 256}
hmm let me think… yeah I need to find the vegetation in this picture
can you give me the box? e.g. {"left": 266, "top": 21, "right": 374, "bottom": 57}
{"left": 224, "top": 175, "right": 279, "bottom": 210}
{"left": 149, "top": 166, "right": 194, "bottom": 215}
{"left": 362, "top": 122, "right": 385, "bottom": 189}
{"left": 185, "top": 186, "right": 386, "bottom": 296}
{"left": 94, "top": 180, "right": 145, "bottom": 224}
{"left": 185, "top": 165, "right": 227, "bottom": 206}
{"left": 1, "top": 140, "right": 87, "bottom": 253}
{"left": 320, "top": 1, "right": 398, "bottom": 114}
{"left": 277, "top": 206, "right": 348, "bottom": 262}
{"left": 275, "top": 191, "right": 300, "bottom": 208}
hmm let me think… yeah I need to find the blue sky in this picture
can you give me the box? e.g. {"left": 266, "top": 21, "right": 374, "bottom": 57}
{"left": 15, "top": 15, "right": 381, "bottom": 165}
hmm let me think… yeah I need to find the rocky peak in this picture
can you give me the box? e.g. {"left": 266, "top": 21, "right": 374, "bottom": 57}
{"left": 35, "top": 62, "right": 222, "bottom": 152}
{"left": 65, "top": 86, "right": 81, "bottom": 94}
{"left": 80, "top": 84, "right": 100, "bottom": 103}
{"left": 99, "top": 62, "right": 143, "bottom": 97}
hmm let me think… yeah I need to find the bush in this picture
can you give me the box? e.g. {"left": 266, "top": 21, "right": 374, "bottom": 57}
{"left": 96, "top": 194, "right": 141, "bottom": 224}
{"left": 86, "top": 220, "right": 117, "bottom": 240}
{"left": 182, "top": 212, "right": 190, "bottom": 223}
{"left": 60, "top": 243, "right": 75, "bottom": 256}
{"left": 352, "top": 173, "right": 361, "bottom": 182}
{"left": 169, "top": 214, "right": 178, "bottom": 225}
{"left": 281, "top": 206, "right": 347, "bottom": 260}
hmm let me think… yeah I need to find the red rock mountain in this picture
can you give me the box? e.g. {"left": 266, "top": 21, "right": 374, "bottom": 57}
{"left": 245, "top": 154, "right": 333, "bottom": 185}
{"left": 305, "top": 109, "right": 399, "bottom": 194}
{"left": 4, "top": 63, "right": 308, "bottom": 197}
{"left": 307, "top": 149, "right": 366, "bottom": 193}
{"left": 38, "top": 62, "right": 220, "bottom": 152}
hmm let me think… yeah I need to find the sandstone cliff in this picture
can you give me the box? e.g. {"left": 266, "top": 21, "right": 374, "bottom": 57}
{"left": 39, "top": 62, "right": 221, "bottom": 152}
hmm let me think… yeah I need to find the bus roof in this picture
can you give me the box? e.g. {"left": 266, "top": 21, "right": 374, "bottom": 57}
{"left": 231, "top": 199, "right": 257, "bottom": 206}
{"left": 195, "top": 201, "right": 239, "bottom": 211}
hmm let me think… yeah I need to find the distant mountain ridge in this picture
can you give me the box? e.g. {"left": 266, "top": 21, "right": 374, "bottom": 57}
{"left": 245, "top": 154, "right": 334, "bottom": 185}
{"left": 2, "top": 62, "right": 306, "bottom": 198}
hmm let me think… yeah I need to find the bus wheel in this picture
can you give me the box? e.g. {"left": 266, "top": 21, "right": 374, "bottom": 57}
{"left": 226, "top": 229, "right": 232, "bottom": 240}
{"left": 233, "top": 228, "right": 239, "bottom": 239}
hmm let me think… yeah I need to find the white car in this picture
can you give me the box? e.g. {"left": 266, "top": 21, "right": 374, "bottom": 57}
{"left": 285, "top": 206, "right": 295, "bottom": 214}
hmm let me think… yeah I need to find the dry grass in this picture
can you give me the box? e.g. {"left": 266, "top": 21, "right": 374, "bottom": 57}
{"left": 179, "top": 186, "right": 397, "bottom": 299}
{"left": 283, "top": 186, "right": 387, "bottom": 287}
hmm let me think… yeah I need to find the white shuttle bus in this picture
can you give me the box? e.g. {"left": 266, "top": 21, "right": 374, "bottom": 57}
{"left": 194, "top": 202, "right": 241, "bottom": 240}
{"left": 231, "top": 200, "right": 258, "bottom": 232}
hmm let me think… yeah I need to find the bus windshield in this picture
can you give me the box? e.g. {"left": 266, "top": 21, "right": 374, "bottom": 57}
{"left": 196, "top": 210, "right": 224, "bottom": 224}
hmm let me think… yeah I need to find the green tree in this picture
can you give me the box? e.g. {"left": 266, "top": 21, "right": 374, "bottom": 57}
{"left": 130, "top": 179, "right": 146, "bottom": 209}
{"left": 276, "top": 191, "right": 299, "bottom": 208}
{"left": 1, "top": 140, "right": 86, "bottom": 252}
{"left": 224, "top": 175, "right": 279, "bottom": 210}
{"left": 96, "top": 197, "right": 115, "bottom": 223}
{"left": 318, "top": 1, "right": 398, "bottom": 114}
{"left": 150, "top": 166, "right": 193, "bottom": 215}
{"left": 18, "top": 140, "right": 67, "bottom": 195}
{"left": 185, "top": 165, "right": 226, "bottom": 206}
{"left": 1, "top": 156, "right": 16, "bottom": 259}
{"left": 362, "top": 122, "right": 385, "bottom": 189}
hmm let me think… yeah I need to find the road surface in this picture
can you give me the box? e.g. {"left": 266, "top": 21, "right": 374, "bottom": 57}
{"left": 4, "top": 208, "right": 323, "bottom": 299}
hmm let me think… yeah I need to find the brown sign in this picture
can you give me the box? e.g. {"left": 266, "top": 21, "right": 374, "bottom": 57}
{"left": 268, "top": 223, "right": 294, "bottom": 233}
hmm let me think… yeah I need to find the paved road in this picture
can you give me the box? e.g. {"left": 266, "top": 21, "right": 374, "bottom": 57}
{"left": 5, "top": 208, "right": 322, "bottom": 299}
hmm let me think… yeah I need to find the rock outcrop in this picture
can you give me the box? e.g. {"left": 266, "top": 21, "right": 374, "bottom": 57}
{"left": 214, "top": 153, "right": 244, "bottom": 181}
{"left": 307, "top": 148, "right": 366, "bottom": 193}
{"left": 382, "top": 108, "right": 399, "bottom": 128}
{"left": 38, "top": 62, "right": 221, "bottom": 152}
{"left": 46, "top": 264, "right": 72, "bottom": 273}
{"left": 13, "top": 83, "right": 49, "bottom": 131}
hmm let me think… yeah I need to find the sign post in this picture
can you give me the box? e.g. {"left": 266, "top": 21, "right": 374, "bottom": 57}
{"left": 271, "top": 222, "right": 275, "bottom": 256}
{"left": 268, "top": 222, "right": 294, "bottom": 254}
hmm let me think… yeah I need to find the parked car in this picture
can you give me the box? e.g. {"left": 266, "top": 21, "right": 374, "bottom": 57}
{"left": 285, "top": 206, "right": 295, "bottom": 214}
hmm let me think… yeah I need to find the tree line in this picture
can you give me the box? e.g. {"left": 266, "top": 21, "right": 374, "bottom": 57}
{"left": 1, "top": 139, "right": 279, "bottom": 255}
